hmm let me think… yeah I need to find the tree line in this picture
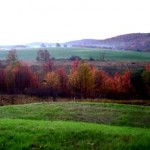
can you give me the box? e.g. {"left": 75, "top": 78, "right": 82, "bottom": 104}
{"left": 0, "top": 49, "right": 150, "bottom": 100}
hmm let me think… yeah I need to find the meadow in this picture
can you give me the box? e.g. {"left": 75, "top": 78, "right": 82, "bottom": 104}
{"left": 0, "top": 102, "right": 150, "bottom": 149}
{"left": 0, "top": 47, "right": 150, "bottom": 61}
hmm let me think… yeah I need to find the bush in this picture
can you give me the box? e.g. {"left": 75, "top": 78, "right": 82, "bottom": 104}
{"left": 89, "top": 57, "right": 95, "bottom": 61}
{"left": 69, "top": 56, "right": 81, "bottom": 61}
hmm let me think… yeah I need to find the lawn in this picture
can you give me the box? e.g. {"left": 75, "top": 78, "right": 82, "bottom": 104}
{"left": 0, "top": 119, "right": 150, "bottom": 150}
{"left": 0, "top": 102, "right": 150, "bottom": 128}
{"left": 0, "top": 102, "right": 150, "bottom": 149}
{"left": 1, "top": 47, "right": 150, "bottom": 61}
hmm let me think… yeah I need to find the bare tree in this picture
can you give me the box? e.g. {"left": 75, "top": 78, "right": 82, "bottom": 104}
{"left": 6, "top": 49, "right": 18, "bottom": 64}
{"left": 36, "top": 49, "right": 50, "bottom": 62}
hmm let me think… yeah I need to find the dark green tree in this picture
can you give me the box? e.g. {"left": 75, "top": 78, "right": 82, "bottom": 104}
{"left": 56, "top": 43, "right": 61, "bottom": 47}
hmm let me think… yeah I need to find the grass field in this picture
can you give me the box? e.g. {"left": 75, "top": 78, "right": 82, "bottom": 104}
{"left": 1, "top": 47, "right": 150, "bottom": 61}
{"left": 0, "top": 102, "right": 150, "bottom": 149}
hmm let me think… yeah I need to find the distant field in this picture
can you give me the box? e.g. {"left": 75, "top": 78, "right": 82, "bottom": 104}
{"left": 0, "top": 47, "right": 150, "bottom": 61}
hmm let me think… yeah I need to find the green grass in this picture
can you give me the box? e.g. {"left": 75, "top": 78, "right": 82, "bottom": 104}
{"left": 0, "top": 119, "right": 150, "bottom": 150}
{"left": 0, "top": 102, "right": 150, "bottom": 149}
{"left": 0, "top": 102, "right": 150, "bottom": 128}
{"left": 1, "top": 47, "right": 150, "bottom": 61}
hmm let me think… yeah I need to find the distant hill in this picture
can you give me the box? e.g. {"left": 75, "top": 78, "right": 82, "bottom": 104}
{"left": 0, "top": 33, "right": 150, "bottom": 51}
{"left": 65, "top": 33, "right": 150, "bottom": 51}
{"left": 0, "top": 45, "right": 27, "bottom": 50}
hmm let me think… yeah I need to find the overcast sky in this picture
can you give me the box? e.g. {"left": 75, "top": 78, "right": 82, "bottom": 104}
{"left": 0, "top": 0, "right": 149, "bottom": 45}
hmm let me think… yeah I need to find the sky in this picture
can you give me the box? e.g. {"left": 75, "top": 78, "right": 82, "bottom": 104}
{"left": 0, "top": 0, "right": 150, "bottom": 45}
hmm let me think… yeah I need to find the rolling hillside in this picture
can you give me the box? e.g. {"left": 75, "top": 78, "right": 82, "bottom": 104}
{"left": 66, "top": 33, "right": 150, "bottom": 51}
{"left": 0, "top": 102, "right": 150, "bottom": 149}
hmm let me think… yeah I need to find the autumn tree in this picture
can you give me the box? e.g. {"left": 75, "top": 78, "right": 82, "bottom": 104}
{"left": 69, "top": 63, "right": 94, "bottom": 98}
{"left": 71, "top": 59, "right": 81, "bottom": 73}
{"left": 91, "top": 68, "right": 109, "bottom": 98}
{"left": 44, "top": 71, "right": 60, "bottom": 100}
{"left": 0, "top": 69, "right": 5, "bottom": 92}
{"left": 68, "top": 59, "right": 81, "bottom": 98}
{"left": 105, "top": 71, "right": 132, "bottom": 99}
{"left": 14, "top": 63, "right": 38, "bottom": 93}
{"left": 56, "top": 67, "right": 68, "bottom": 97}
{"left": 4, "top": 63, "right": 16, "bottom": 93}
{"left": 130, "top": 69, "right": 146, "bottom": 98}
{"left": 68, "top": 70, "right": 79, "bottom": 98}
{"left": 141, "top": 63, "right": 150, "bottom": 97}
{"left": 145, "top": 63, "right": 150, "bottom": 71}
{"left": 4, "top": 62, "right": 38, "bottom": 94}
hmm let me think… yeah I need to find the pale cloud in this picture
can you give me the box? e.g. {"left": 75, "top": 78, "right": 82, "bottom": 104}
{"left": 0, "top": 0, "right": 149, "bottom": 44}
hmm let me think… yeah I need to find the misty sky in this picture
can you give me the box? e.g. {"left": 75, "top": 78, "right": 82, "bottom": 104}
{"left": 0, "top": 0, "right": 150, "bottom": 45}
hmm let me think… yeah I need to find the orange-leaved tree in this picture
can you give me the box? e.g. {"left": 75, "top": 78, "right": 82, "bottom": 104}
{"left": 56, "top": 67, "right": 68, "bottom": 97}
{"left": 91, "top": 68, "right": 109, "bottom": 98}
{"left": 105, "top": 71, "right": 132, "bottom": 99}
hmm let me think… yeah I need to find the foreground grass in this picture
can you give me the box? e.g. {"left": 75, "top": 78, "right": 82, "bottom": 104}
{"left": 0, "top": 119, "right": 150, "bottom": 150}
{"left": 0, "top": 102, "right": 150, "bottom": 149}
{"left": 0, "top": 102, "right": 150, "bottom": 128}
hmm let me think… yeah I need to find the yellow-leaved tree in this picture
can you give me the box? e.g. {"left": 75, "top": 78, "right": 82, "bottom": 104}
{"left": 44, "top": 71, "right": 60, "bottom": 101}
{"left": 69, "top": 63, "right": 95, "bottom": 98}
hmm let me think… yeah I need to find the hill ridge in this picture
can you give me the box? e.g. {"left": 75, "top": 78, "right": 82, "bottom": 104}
{"left": 0, "top": 33, "right": 150, "bottom": 51}
{"left": 66, "top": 33, "right": 150, "bottom": 51}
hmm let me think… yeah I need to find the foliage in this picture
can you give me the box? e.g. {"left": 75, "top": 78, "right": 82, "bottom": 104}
{"left": 44, "top": 72, "right": 60, "bottom": 90}
{"left": 142, "top": 71, "right": 150, "bottom": 96}
{"left": 0, "top": 70, "right": 5, "bottom": 92}
{"left": 56, "top": 43, "right": 61, "bottom": 47}
{"left": 75, "top": 63, "right": 94, "bottom": 98}
{"left": 130, "top": 69, "right": 146, "bottom": 98}
{"left": 89, "top": 56, "right": 95, "bottom": 61}
{"left": 69, "top": 55, "right": 81, "bottom": 61}
{"left": 91, "top": 68, "right": 108, "bottom": 98}
{"left": 56, "top": 67, "right": 68, "bottom": 97}
{"left": 105, "top": 71, "right": 132, "bottom": 99}
{"left": 69, "top": 62, "right": 94, "bottom": 98}
{"left": 0, "top": 58, "right": 150, "bottom": 99}
{"left": 44, "top": 71, "right": 60, "bottom": 100}
{"left": 4, "top": 62, "right": 38, "bottom": 94}
{"left": 69, "top": 62, "right": 132, "bottom": 99}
